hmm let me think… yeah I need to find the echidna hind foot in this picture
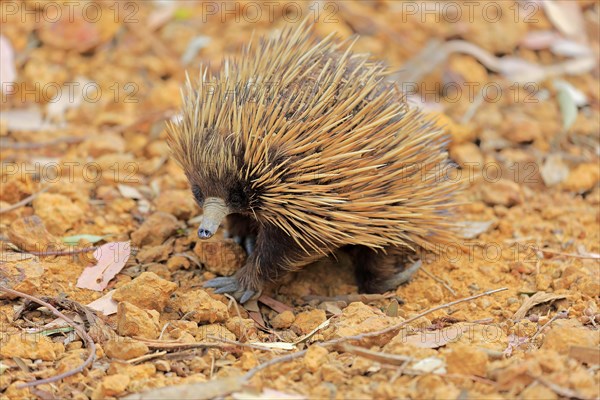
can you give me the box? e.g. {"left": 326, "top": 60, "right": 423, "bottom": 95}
{"left": 351, "top": 246, "right": 422, "bottom": 293}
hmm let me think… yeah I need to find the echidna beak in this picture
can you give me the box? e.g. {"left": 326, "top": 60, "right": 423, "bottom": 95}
{"left": 198, "top": 197, "right": 229, "bottom": 240}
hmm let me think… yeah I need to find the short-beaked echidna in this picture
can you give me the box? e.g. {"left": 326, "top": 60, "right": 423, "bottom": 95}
{"left": 168, "top": 22, "right": 460, "bottom": 303}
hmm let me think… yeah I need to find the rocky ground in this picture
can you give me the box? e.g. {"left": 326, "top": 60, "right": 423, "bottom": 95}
{"left": 1, "top": 1, "right": 599, "bottom": 399}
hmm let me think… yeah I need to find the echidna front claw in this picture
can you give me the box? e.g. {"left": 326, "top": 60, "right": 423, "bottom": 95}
{"left": 232, "top": 235, "right": 256, "bottom": 255}
{"left": 203, "top": 275, "right": 260, "bottom": 304}
{"left": 213, "top": 283, "right": 238, "bottom": 294}
{"left": 381, "top": 259, "right": 423, "bottom": 291}
{"left": 203, "top": 277, "right": 235, "bottom": 288}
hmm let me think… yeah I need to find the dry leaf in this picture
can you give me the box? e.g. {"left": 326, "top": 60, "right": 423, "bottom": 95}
{"left": 521, "top": 31, "right": 592, "bottom": 58}
{"left": 551, "top": 39, "right": 593, "bottom": 58}
{"left": 249, "top": 342, "right": 296, "bottom": 351}
{"left": 1, "top": 107, "right": 56, "bottom": 132}
{"left": 147, "top": 2, "right": 177, "bottom": 31}
{"left": 248, "top": 309, "right": 267, "bottom": 330}
{"left": 411, "top": 357, "right": 446, "bottom": 373}
{"left": 258, "top": 294, "right": 294, "bottom": 313}
{"left": 512, "top": 292, "right": 567, "bottom": 321}
{"left": 386, "top": 299, "right": 399, "bottom": 317}
{"left": 541, "top": 154, "right": 570, "bottom": 187}
{"left": 122, "top": 376, "right": 244, "bottom": 400}
{"left": 76, "top": 242, "right": 131, "bottom": 291}
{"left": 0, "top": 35, "right": 16, "bottom": 95}
{"left": 232, "top": 389, "right": 306, "bottom": 400}
{"left": 520, "top": 30, "right": 560, "bottom": 50}
{"left": 504, "top": 334, "right": 529, "bottom": 357}
{"left": 458, "top": 220, "right": 495, "bottom": 239}
{"left": 575, "top": 245, "right": 600, "bottom": 259}
{"left": 118, "top": 184, "right": 145, "bottom": 199}
{"left": 181, "top": 36, "right": 212, "bottom": 66}
{"left": 86, "top": 290, "right": 118, "bottom": 316}
{"left": 554, "top": 80, "right": 588, "bottom": 107}
{"left": 568, "top": 346, "right": 600, "bottom": 365}
{"left": 340, "top": 343, "right": 411, "bottom": 366}
{"left": 293, "top": 318, "right": 331, "bottom": 344}
{"left": 46, "top": 77, "right": 92, "bottom": 124}
{"left": 542, "top": 1, "right": 586, "bottom": 40}
{"left": 62, "top": 234, "right": 111, "bottom": 246}
{"left": 555, "top": 81, "right": 579, "bottom": 132}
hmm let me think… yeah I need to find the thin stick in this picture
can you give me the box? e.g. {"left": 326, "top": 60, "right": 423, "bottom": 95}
{"left": 420, "top": 266, "right": 457, "bottom": 296}
{"left": 302, "top": 293, "right": 394, "bottom": 303}
{"left": 443, "top": 373, "right": 498, "bottom": 386}
{"left": 206, "top": 336, "right": 278, "bottom": 352}
{"left": 530, "top": 374, "right": 591, "bottom": 400}
{"left": 0, "top": 285, "right": 96, "bottom": 389}
{"left": 134, "top": 338, "right": 221, "bottom": 350}
{"left": 0, "top": 136, "right": 85, "bottom": 150}
{"left": 24, "top": 247, "right": 98, "bottom": 257}
{"left": 339, "top": 343, "right": 412, "bottom": 365}
{"left": 459, "top": 89, "right": 485, "bottom": 124}
{"left": 530, "top": 311, "right": 568, "bottom": 343}
{"left": 243, "top": 287, "right": 508, "bottom": 381}
{"left": 327, "top": 287, "right": 508, "bottom": 344}
{"left": 243, "top": 350, "right": 307, "bottom": 381}
{"left": 127, "top": 351, "right": 168, "bottom": 365}
{"left": 0, "top": 187, "right": 50, "bottom": 214}
{"left": 536, "top": 248, "right": 600, "bottom": 260}
{"left": 517, "top": 242, "right": 600, "bottom": 260}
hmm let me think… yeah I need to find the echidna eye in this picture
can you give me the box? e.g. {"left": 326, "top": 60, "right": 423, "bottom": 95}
{"left": 228, "top": 188, "right": 246, "bottom": 209}
{"left": 191, "top": 185, "right": 204, "bottom": 203}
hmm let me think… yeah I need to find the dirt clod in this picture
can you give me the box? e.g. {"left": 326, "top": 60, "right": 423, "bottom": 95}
{"left": 112, "top": 271, "right": 177, "bottom": 312}
{"left": 104, "top": 338, "right": 149, "bottom": 360}
{"left": 130, "top": 212, "right": 181, "bottom": 247}
{"left": 193, "top": 239, "right": 246, "bottom": 276}
{"left": 291, "top": 309, "right": 327, "bottom": 335}
{"left": 173, "top": 289, "right": 229, "bottom": 324}
{"left": 116, "top": 301, "right": 161, "bottom": 339}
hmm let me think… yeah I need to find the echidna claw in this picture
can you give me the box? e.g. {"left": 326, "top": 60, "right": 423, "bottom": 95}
{"left": 203, "top": 277, "right": 234, "bottom": 288}
{"left": 244, "top": 236, "right": 256, "bottom": 255}
{"left": 240, "top": 289, "right": 255, "bottom": 304}
{"left": 233, "top": 235, "right": 256, "bottom": 255}
{"left": 203, "top": 276, "right": 259, "bottom": 304}
{"left": 379, "top": 259, "right": 423, "bottom": 292}
{"left": 214, "top": 283, "right": 238, "bottom": 294}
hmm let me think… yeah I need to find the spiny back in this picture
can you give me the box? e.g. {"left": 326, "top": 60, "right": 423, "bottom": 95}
{"left": 169, "top": 22, "right": 459, "bottom": 256}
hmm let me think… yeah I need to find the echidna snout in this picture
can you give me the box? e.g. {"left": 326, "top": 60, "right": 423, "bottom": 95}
{"left": 198, "top": 197, "right": 229, "bottom": 239}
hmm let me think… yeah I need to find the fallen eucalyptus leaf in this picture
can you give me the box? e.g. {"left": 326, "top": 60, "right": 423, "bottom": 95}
{"left": 76, "top": 242, "right": 131, "bottom": 291}
{"left": 62, "top": 234, "right": 111, "bottom": 246}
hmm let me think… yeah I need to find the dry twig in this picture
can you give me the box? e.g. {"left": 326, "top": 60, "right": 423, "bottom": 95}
{"left": 302, "top": 293, "right": 395, "bottom": 303}
{"left": 0, "top": 136, "right": 85, "bottom": 150}
{"left": 24, "top": 246, "right": 98, "bottom": 257}
{"left": 530, "top": 310, "right": 569, "bottom": 343}
{"left": 243, "top": 287, "right": 508, "bottom": 381}
{"left": 0, "top": 187, "right": 50, "bottom": 214}
{"left": 127, "top": 351, "right": 168, "bottom": 364}
{"left": 338, "top": 343, "right": 412, "bottom": 366}
{"left": 420, "top": 266, "right": 457, "bottom": 296}
{"left": 0, "top": 285, "right": 96, "bottom": 389}
{"left": 206, "top": 336, "right": 280, "bottom": 352}
{"left": 134, "top": 338, "right": 222, "bottom": 351}
{"left": 530, "top": 374, "right": 592, "bottom": 400}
